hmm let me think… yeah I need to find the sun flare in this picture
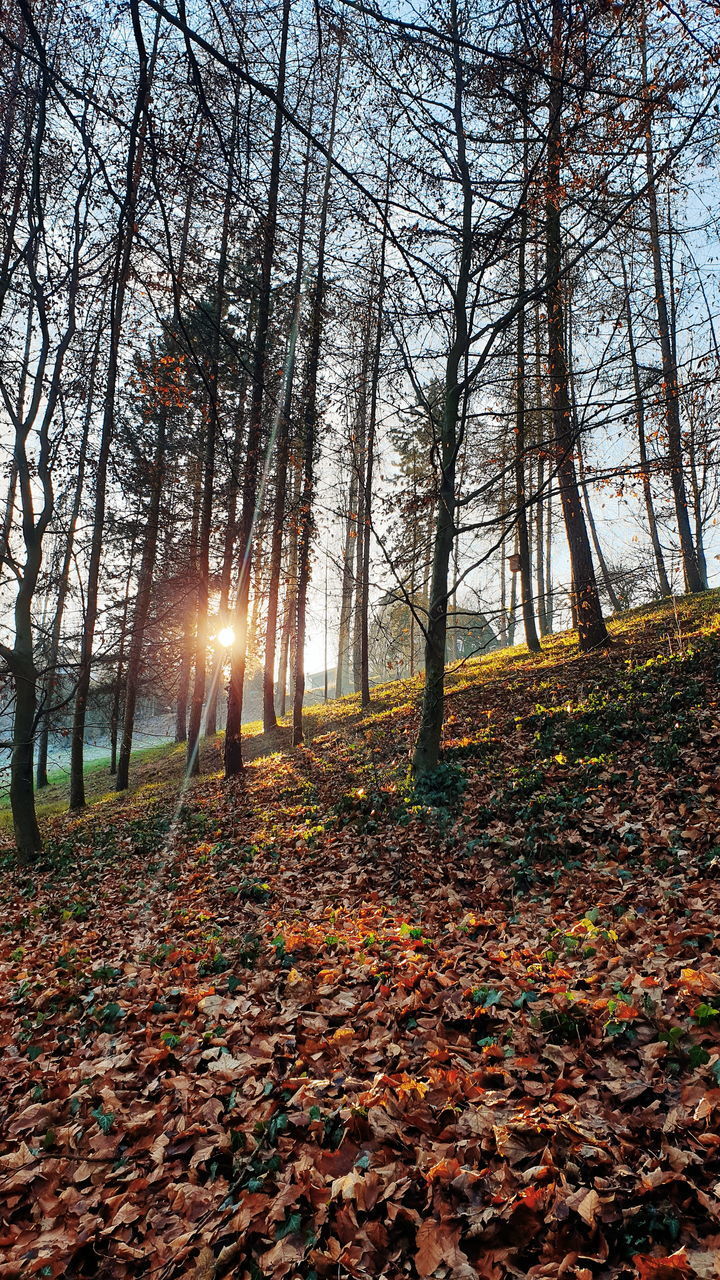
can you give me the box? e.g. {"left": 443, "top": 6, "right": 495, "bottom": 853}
{"left": 216, "top": 626, "right": 235, "bottom": 648}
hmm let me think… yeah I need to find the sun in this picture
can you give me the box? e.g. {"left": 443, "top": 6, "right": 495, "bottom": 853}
{"left": 216, "top": 626, "right": 235, "bottom": 648}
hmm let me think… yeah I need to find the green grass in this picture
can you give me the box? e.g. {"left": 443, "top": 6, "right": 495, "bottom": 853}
{"left": 0, "top": 740, "right": 181, "bottom": 826}
{"left": 2, "top": 588, "right": 718, "bottom": 837}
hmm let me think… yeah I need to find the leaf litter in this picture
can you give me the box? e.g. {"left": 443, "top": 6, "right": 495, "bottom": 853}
{"left": 2, "top": 594, "right": 720, "bottom": 1278}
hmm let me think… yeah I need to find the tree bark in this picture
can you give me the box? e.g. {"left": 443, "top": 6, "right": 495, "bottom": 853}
{"left": 116, "top": 411, "right": 167, "bottom": 791}
{"left": 499, "top": 473, "right": 508, "bottom": 648}
{"left": 109, "top": 527, "right": 139, "bottom": 774}
{"left": 186, "top": 102, "right": 237, "bottom": 772}
{"left": 205, "top": 327, "right": 251, "bottom": 736}
{"left": 576, "top": 435, "right": 621, "bottom": 613}
{"left": 70, "top": 2, "right": 156, "bottom": 808}
{"left": 335, "top": 459, "right": 358, "bottom": 697}
{"left": 533, "top": 293, "right": 548, "bottom": 636}
{"left": 359, "top": 169, "right": 391, "bottom": 705}
{"left": 638, "top": 13, "right": 704, "bottom": 593}
{"left": 175, "top": 453, "right": 202, "bottom": 743}
{"left": 622, "top": 260, "right": 672, "bottom": 596}
{"left": 1, "top": 302, "right": 32, "bottom": 569}
{"left": 566, "top": 302, "right": 622, "bottom": 614}
{"left": 9, "top": 639, "right": 41, "bottom": 863}
{"left": 278, "top": 454, "right": 300, "bottom": 718}
{"left": 185, "top": 399, "right": 215, "bottom": 775}
{"left": 545, "top": 0, "right": 608, "bottom": 651}
{"left": 352, "top": 311, "right": 370, "bottom": 694}
{"left": 508, "top": 538, "right": 519, "bottom": 647}
{"left": 262, "top": 113, "right": 312, "bottom": 732}
{"left": 225, "top": 0, "right": 289, "bottom": 775}
{"left": 545, "top": 482, "right": 554, "bottom": 633}
{"left": 36, "top": 331, "right": 100, "bottom": 788}
{"left": 292, "top": 50, "right": 341, "bottom": 746}
{"left": 2, "top": 32, "right": 82, "bottom": 858}
{"left": 687, "top": 419, "right": 708, "bottom": 589}
{"left": 196, "top": 190, "right": 243, "bottom": 741}
{"left": 412, "top": 0, "right": 470, "bottom": 775}
{"left": 515, "top": 132, "right": 541, "bottom": 653}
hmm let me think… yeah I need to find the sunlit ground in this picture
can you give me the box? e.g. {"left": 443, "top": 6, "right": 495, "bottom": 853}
{"left": 2, "top": 590, "right": 720, "bottom": 1275}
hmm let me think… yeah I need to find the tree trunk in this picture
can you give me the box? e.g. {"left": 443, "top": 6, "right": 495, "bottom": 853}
{"left": 639, "top": 16, "right": 704, "bottom": 593}
{"left": 185, "top": 432, "right": 214, "bottom": 772}
{"left": 545, "top": 0, "right": 608, "bottom": 651}
{"left": 515, "top": 134, "right": 541, "bottom": 653}
{"left": 0, "top": 459, "right": 18, "bottom": 568}
{"left": 499, "top": 532, "right": 507, "bottom": 644}
{"left": 262, "top": 115, "right": 312, "bottom": 732}
{"left": 412, "top": 0, "right": 470, "bottom": 776}
{"left": 335, "top": 460, "right": 358, "bottom": 697}
{"left": 533, "top": 294, "right": 548, "bottom": 636}
{"left": 204, "top": 401, "right": 245, "bottom": 741}
{"left": 0, "top": 30, "right": 33, "bottom": 332}
{"left": 687, "top": 422, "right": 708, "bottom": 589}
{"left": 278, "top": 455, "right": 300, "bottom": 718}
{"left": 248, "top": 522, "right": 268, "bottom": 660}
{"left": 545, "top": 489, "right": 554, "bottom": 633}
{"left": 225, "top": 0, "right": 289, "bottom": 775}
{"left": 508, "top": 535, "right": 518, "bottom": 647}
{"left": 70, "top": 3, "right": 156, "bottom": 808}
{"left": 569, "top": 571, "right": 578, "bottom": 629}
{"left": 205, "top": 420, "right": 243, "bottom": 739}
{"left": 352, "top": 311, "right": 370, "bottom": 694}
{"left": 36, "top": 330, "right": 99, "bottom": 788}
{"left": 535, "top": 453, "right": 546, "bottom": 635}
{"left": 10, "top": 637, "right": 41, "bottom": 864}
{"left": 109, "top": 528, "right": 139, "bottom": 773}
{"left": 169, "top": 174, "right": 203, "bottom": 746}
{"left": 116, "top": 413, "right": 167, "bottom": 791}
{"left": 175, "top": 453, "right": 202, "bottom": 743}
{"left": 6, "top": 526, "right": 44, "bottom": 863}
{"left": 359, "top": 170, "right": 391, "bottom": 705}
{"left": 566, "top": 304, "right": 622, "bottom": 614}
{"left": 3, "top": 38, "right": 82, "bottom": 857}
{"left": 622, "top": 260, "right": 672, "bottom": 596}
{"left": 412, "top": 395, "right": 458, "bottom": 770}
{"left": 576, "top": 436, "right": 621, "bottom": 613}
{"left": 1, "top": 299, "right": 32, "bottom": 568}
{"left": 408, "top": 457, "right": 420, "bottom": 676}
{"left": 292, "top": 51, "right": 341, "bottom": 746}
{"left": 186, "top": 105, "right": 236, "bottom": 772}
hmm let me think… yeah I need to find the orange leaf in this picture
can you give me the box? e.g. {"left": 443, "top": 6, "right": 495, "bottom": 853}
{"left": 633, "top": 1249, "right": 694, "bottom": 1280}
{"left": 415, "top": 1220, "right": 465, "bottom": 1278}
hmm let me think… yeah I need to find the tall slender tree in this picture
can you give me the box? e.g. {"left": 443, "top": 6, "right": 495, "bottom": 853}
{"left": 225, "top": 0, "right": 290, "bottom": 775}
{"left": 69, "top": 3, "right": 158, "bottom": 808}
{"left": 412, "top": 0, "right": 474, "bottom": 776}
{"left": 543, "top": 0, "right": 608, "bottom": 651}
{"left": 637, "top": 6, "right": 704, "bottom": 593}
{"left": 293, "top": 45, "right": 342, "bottom": 746}
{"left": 262, "top": 112, "right": 313, "bottom": 733}
{"left": 514, "top": 107, "right": 541, "bottom": 653}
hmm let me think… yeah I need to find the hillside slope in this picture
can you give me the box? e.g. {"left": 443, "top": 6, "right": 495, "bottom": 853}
{"left": 2, "top": 592, "right": 720, "bottom": 1279}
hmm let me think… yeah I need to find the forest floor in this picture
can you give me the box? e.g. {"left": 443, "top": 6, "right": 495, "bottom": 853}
{"left": 2, "top": 590, "right": 720, "bottom": 1280}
